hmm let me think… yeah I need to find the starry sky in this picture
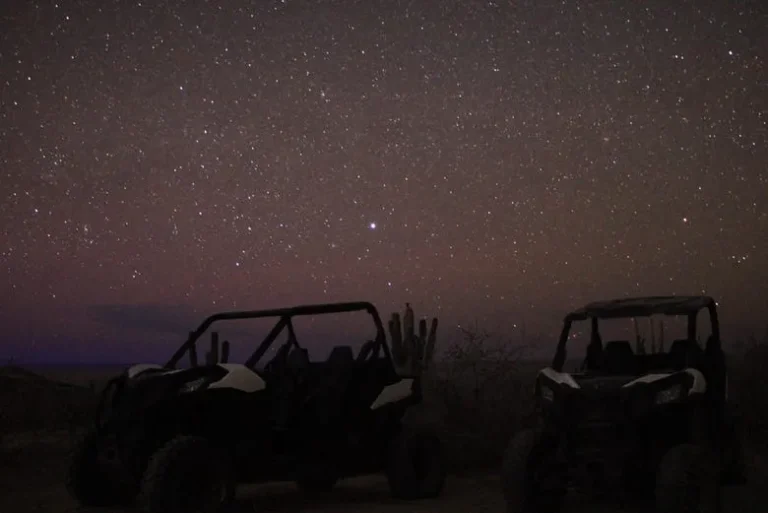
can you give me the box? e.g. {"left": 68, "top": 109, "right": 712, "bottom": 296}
{"left": 1, "top": 0, "right": 766, "bottom": 363}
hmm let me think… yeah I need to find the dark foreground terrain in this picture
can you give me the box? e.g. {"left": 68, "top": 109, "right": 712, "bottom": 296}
{"left": 1, "top": 430, "right": 768, "bottom": 513}
{"left": 3, "top": 350, "right": 768, "bottom": 513}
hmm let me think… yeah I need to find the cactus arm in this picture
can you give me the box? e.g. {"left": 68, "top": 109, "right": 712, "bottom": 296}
{"left": 221, "top": 340, "right": 230, "bottom": 364}
{"left": 424, "top": 317, "right": 438, "bottom": 367}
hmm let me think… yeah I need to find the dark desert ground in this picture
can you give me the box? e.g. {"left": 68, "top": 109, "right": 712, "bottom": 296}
{"left": 3, "top": 343, "right": 768, "bottom": 513}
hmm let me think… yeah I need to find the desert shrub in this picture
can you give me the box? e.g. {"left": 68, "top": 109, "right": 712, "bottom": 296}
{"left": 430, "top": 324, "right": 537, "bottom": 470}
{"left": 728, "top": 335, "right": 768, "bottom": 449}
{"left": 431, "top": 326, "right": 768, "bottom": 470}
{"left": 0, "top": 366, "right": 99, "bottom": 440}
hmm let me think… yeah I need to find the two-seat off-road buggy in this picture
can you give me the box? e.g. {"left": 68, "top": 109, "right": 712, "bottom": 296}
{"left": 502, "top": 295, "right": 746, "bottom": 513}
{"left": 67, "top": 301, "right": 445, "bottom": 513}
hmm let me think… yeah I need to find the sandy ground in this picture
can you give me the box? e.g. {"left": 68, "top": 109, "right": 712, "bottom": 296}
{"left": 1, "top": 431, "right": 767, "bottom": 513}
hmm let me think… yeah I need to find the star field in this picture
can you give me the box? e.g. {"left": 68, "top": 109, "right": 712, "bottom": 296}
{"left": 1, "top": 0, "right": 766, "bottom": 361}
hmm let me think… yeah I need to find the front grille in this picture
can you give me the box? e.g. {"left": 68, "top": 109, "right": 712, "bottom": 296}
{"left": 580, "top": 392, "right": 624, "bottom": 421}
{"left": 568, "top": 392, "right": 627, "bottom": 452}
{"left": 571, "top": 423, "right": 621, "bottom": 448}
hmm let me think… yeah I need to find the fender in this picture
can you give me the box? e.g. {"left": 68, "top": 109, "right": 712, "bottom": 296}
{"left": 370, "top": 378, "right": 415, "bottom": 409}
{"left": 538, "top": 367, "right": 581, "bottom": 389}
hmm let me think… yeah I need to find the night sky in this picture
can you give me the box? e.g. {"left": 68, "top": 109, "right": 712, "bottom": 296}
{"left": 1, "top": 0, "right": 766, "bottom": 363}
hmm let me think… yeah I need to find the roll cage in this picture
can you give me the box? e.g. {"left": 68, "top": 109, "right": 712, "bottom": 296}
{"left": 552, "top": 295, "right": 722, "bottom": 373}
{"left": 164, "top": 301, "right": 390, "bottom": 370}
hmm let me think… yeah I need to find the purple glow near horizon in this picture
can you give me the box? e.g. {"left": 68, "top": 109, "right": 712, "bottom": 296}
{"left": 1, "top": 0, "right": 766, "bottom": 364}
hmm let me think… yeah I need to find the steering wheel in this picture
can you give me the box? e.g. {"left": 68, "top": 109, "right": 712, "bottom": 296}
{"left": 357, "top": 340, "right": 380, "bottom": 363}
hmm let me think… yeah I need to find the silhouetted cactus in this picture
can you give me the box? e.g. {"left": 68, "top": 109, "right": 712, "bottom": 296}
{"left": 425, "top": 317, "right": 438, "bottom": 364}
{"left": 388, "top": 303, "right": 438, "bottom": 376}
{"left": 389, "top": 312, "right": 403, "bottom": 366}
{"left": 221, "top": 340, "right": 230, "bottom": 364}
{"left": 206, "top": 332, "right": 220, "bottom": 365}
{"left": 189, "top": 331, "right": 199, "bottom": 367}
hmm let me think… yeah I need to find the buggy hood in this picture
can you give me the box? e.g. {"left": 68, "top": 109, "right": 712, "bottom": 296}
{"left": 538, "top": 367, "right": 707, "bottom": 395}
{"left": 125, "top": 363, "right": 266, "bottom": 393}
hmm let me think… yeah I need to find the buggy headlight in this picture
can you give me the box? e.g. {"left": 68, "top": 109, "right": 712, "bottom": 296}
{"left": 180, "top": 377, "right": 210, "bottom": 393}
{"left": 655, "top": 384, "right": 683, "bottom": 405}
{"left": 540, "top": 385, "right": 554, "bottom": 402}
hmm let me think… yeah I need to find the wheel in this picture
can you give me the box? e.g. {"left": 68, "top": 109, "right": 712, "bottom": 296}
{"left": 655, "top": 444, "right": 721, "bottom": 513}
{"left": 66, "top": 429, "right": 134, "bottom": 507}
{"left": 501, "top": 428, "right": 565, "bottom": 513}
{"left": 721, "top": 415, "right": 747, "bottom": 485}
{"left": 137, "top": 436, "right": 235, "bottom": 513}
{"left": 386, "top": 426, "right": 446, "bottom": 499}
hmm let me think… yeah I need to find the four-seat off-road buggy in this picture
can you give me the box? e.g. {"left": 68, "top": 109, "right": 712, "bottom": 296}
{"left": 67, "top": 301, "right": 445, "bottom": 512}
{"left": 502, "top": 295, "right": 746, "bottom": 513}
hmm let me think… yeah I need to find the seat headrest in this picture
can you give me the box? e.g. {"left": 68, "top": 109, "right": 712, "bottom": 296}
{"left": 601, "top": 340, "right": 635, "bottom": 374}
{"left": 604, "top": 340, "right": 633, "bottom": 355}
{"left": 669, "top": 339, "right": 693, "bottom": 354}
{"left": 668, "top": 339, "right": 702, "bottom": 369}
{"left": 327, "top": 345, "right": 354, "bottom": 365}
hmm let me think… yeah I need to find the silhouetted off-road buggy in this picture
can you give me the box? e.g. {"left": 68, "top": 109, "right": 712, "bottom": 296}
{"left": 67, "top": 302, "right": 445, "bottom": 513}
{"left": 502, "top": 295, "right": 745, "bottom": 513}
